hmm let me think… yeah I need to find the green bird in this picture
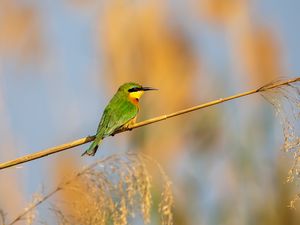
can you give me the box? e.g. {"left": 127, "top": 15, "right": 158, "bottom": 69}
{"left": 82, "top": 82, "right": 157, "bottom": 156}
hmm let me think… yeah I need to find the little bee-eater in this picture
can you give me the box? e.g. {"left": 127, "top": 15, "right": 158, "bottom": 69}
{"left": 82, "top": 82, "right": 157, "bottom": 156}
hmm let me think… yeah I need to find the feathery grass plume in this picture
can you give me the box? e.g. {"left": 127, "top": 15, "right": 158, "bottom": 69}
{"left": 159, "top": 180, "right": 174, "bottom": 225}
{"left": 49, "top": 206, "right": 70, "bottom": 225}
{"left": 260, "top": 79, "right": 300, "bottom": 206}
{"left": 8, "top": 153, "right": 173, "bottom": 225}
{"left": 140, "top": 154, "right": 174, "bottom": 225}
{"left": 55, "top": 152, "right": 173, "bottom": 225}
{"left": 24, "top": 193, "right": 43, "bottom": 225}
{"left": 8, "top": 193, "right": 43, "bottom": 225}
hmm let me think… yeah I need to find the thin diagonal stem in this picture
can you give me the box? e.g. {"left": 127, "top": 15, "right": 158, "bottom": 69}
{"left": 0, "top": 77, "right": 299, "bottom": 170}
{"left": 7, "top": 159, "right": 103, "bottom": 225}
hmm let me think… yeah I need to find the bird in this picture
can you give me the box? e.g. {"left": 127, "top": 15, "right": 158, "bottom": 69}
{"left": 81, "top": 82, "right": 157, "bottom": 156}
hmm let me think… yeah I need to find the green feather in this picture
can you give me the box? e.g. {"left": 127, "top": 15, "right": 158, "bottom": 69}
{"left": 82, "top": 83, "right": 140, "bottom": 156}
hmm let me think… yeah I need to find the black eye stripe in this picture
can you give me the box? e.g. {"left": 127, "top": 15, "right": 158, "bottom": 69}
{"left": 128, "top": 87, "right": 141, "bottom": 92}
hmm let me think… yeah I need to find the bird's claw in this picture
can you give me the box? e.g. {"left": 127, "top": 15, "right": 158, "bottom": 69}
{"left": 87, "top": 135, "right": 95, "bottom": 140}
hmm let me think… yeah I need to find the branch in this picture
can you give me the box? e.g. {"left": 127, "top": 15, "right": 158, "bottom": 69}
{"left": 1, "top": 77, "right": 299, "bottom": 170}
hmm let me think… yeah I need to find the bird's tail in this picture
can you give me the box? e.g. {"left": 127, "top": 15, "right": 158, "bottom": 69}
{"left": 81, "top": 136, "right": 103, "bottom": 156}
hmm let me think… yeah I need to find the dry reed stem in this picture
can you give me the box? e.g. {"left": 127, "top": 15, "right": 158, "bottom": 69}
{"left": 0, "top": 210, "right": 5, "bottom": 225}
{"left": 8, "top": 188, "right": 61, "bottom": 225}
{"left": 7, "top": 158, "right": 103, "bottom": 225}
{"left": 7, "top": 157, "right": 111, "bottom": 225}
{"left": 0, "top": 77, "right": 300, "bottom": 170}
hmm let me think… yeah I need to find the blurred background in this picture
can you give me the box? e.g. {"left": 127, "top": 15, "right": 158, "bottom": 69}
{"left": 1, "top": 0, "right": 300, "bottom": 224}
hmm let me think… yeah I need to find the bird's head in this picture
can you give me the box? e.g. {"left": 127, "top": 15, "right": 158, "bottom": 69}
{"left": 118, "top": 82, "right": 158, "bottom": 104}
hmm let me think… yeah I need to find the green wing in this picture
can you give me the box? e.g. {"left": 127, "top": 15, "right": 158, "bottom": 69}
{"left": 82, "top": 92, "right": 138, "bottom": 157}
{"left": 96, "top": 95, "right": 138, "bottom": 138}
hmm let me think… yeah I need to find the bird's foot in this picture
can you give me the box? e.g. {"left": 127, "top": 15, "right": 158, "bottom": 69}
{"left": 86, "top": 135, "right": 95, "bottom": 140}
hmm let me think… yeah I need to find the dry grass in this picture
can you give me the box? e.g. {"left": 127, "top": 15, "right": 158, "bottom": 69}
{"left": 7, "top": 153, "right": 173, "bottom": 225}
{"left": 24, "top": 193, "right": 43, "bottom": 225}
{"left": 261, "top": 80, "right": 300, "bottom": 207}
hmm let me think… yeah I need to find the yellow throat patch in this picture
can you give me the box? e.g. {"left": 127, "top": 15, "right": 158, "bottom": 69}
{"left": 129, "top": 91, "right": 144, "bottom": 105}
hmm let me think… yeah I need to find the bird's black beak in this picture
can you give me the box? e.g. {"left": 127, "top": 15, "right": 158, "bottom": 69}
{"left": 141, "top": 86, "right": 158, "bottom": 91}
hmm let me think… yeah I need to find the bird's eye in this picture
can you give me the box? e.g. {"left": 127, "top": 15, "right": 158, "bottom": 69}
{"left": 128, "top": 87, "right": 139, "bottom": 92}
